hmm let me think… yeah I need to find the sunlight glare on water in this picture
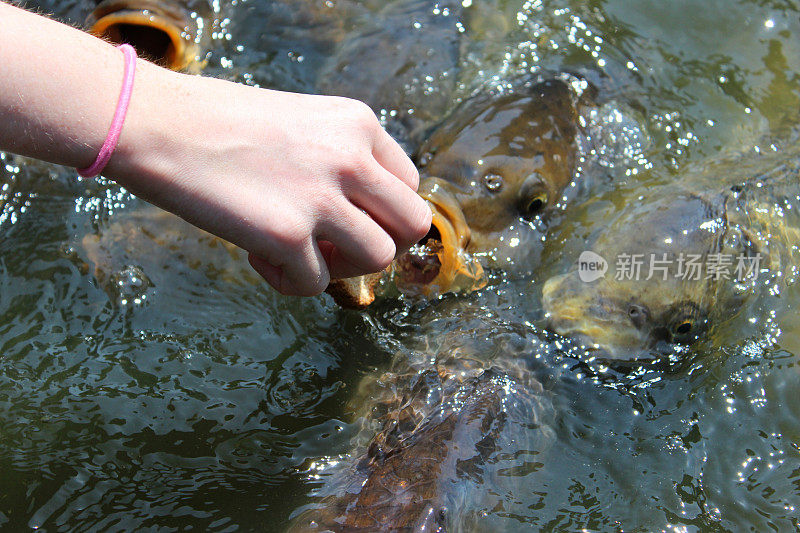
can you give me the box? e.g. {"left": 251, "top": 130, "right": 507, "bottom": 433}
{"left": 2, "top": 0, "right": 800, "bottom": 531}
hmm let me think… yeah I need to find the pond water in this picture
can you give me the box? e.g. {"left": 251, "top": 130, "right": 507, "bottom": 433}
{"left": 2, "top": 0, "right": 800, "bottom": 530}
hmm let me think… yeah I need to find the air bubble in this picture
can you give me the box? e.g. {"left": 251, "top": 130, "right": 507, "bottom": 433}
{"left": 111, "top": 265, "right": 153, "bottom": 307}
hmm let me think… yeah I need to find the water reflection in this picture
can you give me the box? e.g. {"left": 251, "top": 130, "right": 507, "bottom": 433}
{"left": 1, "top": 0, "right": 800, "bottom": 531}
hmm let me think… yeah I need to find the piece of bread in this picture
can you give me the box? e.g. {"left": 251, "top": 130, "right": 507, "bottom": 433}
{"left": 326, "top": 272, "right": 384, "bottom": 309}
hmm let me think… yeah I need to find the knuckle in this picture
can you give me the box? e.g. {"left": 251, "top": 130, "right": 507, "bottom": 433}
{"left": 332, "top": 96, "right": 377, "bottom": 127}
{"left": 300, "top": 275, "right": 330, "bottom": 297}
{"left": 365, "top": 236, "right": 396, "bottom": 272}
{"left": 348, "top": 110, "right": 380, "bottom": 142}
{"left": 271, "top": 215, "right": 309, "bottom": 252}
{"left": 326, "top": 97, "right": 379, "bottom": 142}
{"left": 275, "top": 281, "right": 294, "bottom": 297}
{"left": 340, "top": 153, "right": 372, "bottom": 183}
{"left": 351, "top": 100, "right": 379, "bottom": 130}
{"left": 406, "top": 163, "right": 420, "bottom": 190}
{"left": 314, "top": 189, "right": 344, "bottom": 217}
{"left": 311, "top": 270, "right": 332, "bottom": 296}
{"left": 286, "top": 264, "right": 330, "bottom": 297}
{"left": 277, "top": 230, "right": 307, "bottom": 254}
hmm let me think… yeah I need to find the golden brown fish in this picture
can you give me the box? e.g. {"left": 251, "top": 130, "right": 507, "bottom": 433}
{"left": 87, "top": 0, "right": 211, "bottom": 71}
{"left": 329, "top": 77, "right": 593, "bottom": 308}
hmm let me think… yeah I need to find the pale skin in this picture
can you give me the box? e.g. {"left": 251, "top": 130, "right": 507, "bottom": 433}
{"left": 0, "top": 2, "right": 432, "bottom": 296}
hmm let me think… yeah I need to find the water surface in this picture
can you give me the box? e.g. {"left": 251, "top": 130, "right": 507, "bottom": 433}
{"left": 2, "top": 0, "right": 800, "bottom": 530}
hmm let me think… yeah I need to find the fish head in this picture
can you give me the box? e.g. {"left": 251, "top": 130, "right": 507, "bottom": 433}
{"left": 542, "top": 193, "right": 733, "bottom": 360}
{"left": 326, "top": 177, "right": 488, "bottom": 307}
{"left": 417, "top": 79, "right": 582, "bottom": 261}
{"left": 326, "top": 78, "right": 589, "bottom": 307}
{"left": 87, "top": 0, "right": 208, "bottom": 71}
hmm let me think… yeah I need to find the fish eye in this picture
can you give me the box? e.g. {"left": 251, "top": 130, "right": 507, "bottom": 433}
{"left": 674, "top": 320, "right": 693, "bottom": 335}
{"left": 668, "top": 301, "right": 705, "bottom": 343}
{"left": 483, "top": 173, "right": 504, "bottom": 192}
{"left": 525, "top": 192, "right": 548, "bottom": 216}
{"left": 518, "top": 172, "right": 550, "bottom": 219}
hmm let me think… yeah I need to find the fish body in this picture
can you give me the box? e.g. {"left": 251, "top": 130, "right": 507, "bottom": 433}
{"left": 77, "top": 204, "right": 258, "bottom": 305}
{"left": 289, "top": 331, "right": 554, "bottom": 532}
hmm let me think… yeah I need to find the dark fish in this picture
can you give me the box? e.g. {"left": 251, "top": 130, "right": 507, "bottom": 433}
{"left": 289, "top": 331, "right": 554, "bottom": 532}
{"left": 542, "top": 154, "right": 800, "bottom": 359}
{"left": 316, "top": 0, "right": 466, "bottom": 151}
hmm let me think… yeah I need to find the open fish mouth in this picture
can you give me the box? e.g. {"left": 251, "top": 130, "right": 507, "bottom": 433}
{"left": 326, "top": 178, "right": 486, "bottom": 308}
{"left": 393, "top": 177, "right": 486, "bottom": 297}
{"left": 87, "top": 0, "right": 201, "bottom": 71}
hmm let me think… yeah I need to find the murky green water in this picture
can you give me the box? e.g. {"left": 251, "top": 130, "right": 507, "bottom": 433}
{"left": 2, "top": 0, "right": 800, "bottom": 530}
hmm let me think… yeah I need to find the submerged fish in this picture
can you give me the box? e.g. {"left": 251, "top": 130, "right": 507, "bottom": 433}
{"left": 289, "top": 326, "right": 555, "bottom": 532}
{"left": 329, "top": 77, "right": 594, "bottom": 308}
{"left": 542, "top": 154, "right": 800, "bottom": 359}
{"left": 316, "top": 0, "right": 466, "bottom": 150}
{"left": 86, "top": 0, "right": 211, "bottom": 71}
{"left": 77, "top": 204, "right": 259, "bottom": 305}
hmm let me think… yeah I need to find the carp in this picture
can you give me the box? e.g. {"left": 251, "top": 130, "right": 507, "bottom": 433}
{"left": 77, "top": 204, "right": 259, "bottom": 305}
{"left": 86, "top": 0, "right": 211, "bottom": 71}
{"left": 542, "top": 153, "right": 800, "bottom": 359}
{"left": 288, "top": 326, "right": 555, "bottom": 532}
{"left": 329, "top": 76, "right": 594, "bottom": 308}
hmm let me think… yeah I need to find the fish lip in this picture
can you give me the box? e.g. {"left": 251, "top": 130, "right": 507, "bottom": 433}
{"left": 87, "top": 0, "right": 198, "bottom": 70}
{"left": 546, "top": 320, "right": 658, "bottom": 362}
{"left": 542, "top": 276, "right": 653, "bottom": 361}
{"left": 541, "top": 273, "right": 565, "bottom": 310}
{"left": 393, "top": 177, "right": 486, "bottom": 296}
{"left": 546, "top": 312, "right": 664, "bottom": 362}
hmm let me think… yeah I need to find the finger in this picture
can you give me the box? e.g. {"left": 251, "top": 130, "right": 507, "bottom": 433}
{"left": 248, "top": 253, "right": 282, "bottom": 290}
{"left": 317, "top": 205, "right": 396, "bottom": 279}
{"left": 347, "top": 162, "right": 432, "bottom": 253}
{"left": 318, "top": 240, "right": 372, "bottom": 280}
{"left": 372, "top": 127, "right": 420, "bottom": 191}
{"left": 281, "top": 237, "right": 331, "bottom": 296}
{"left": 327, "top": 247, "right": 380, "bottom": 280}
{"left": 250, "top": 238, "right": 330, "bottom": 297}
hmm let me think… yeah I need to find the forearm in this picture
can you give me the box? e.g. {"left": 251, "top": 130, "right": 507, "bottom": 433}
{"left": 0, "top": 2, "right": 430, "bottom": 297}
{"left": 0, "top": 2, "right": 206, "bottom": 208}
{"left": 0, "top": 2, "right": 139, "bottom": 168}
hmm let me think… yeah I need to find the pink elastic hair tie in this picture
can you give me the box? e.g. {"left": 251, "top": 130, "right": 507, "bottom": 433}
{"left": 77, "top": 43, "right": 137, "bottom": 178}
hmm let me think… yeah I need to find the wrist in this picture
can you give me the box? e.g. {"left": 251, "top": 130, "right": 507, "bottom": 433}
{"left": 101, "top": 65, "right": 262, "bottom": 246}
{"left": 103, "top": 61, "right": 194, "bottom": 202}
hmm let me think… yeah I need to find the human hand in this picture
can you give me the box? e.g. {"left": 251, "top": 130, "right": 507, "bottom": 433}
{"left": 0, "top": 3, "right": 429, "bottom": 297}
{"left": 107, "top": 64, "right": 432, "bottom": 296}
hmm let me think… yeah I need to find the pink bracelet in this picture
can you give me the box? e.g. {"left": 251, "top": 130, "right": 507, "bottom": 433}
{"left": 77, "top": 44, "right": 137, "bottom": 178}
